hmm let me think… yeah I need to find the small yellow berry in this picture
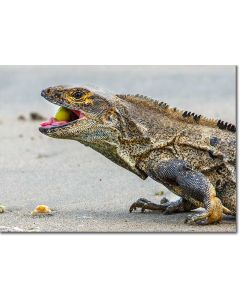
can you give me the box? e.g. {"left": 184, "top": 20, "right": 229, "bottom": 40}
{"left": 31, "top": 205, "right": 52, "bottom": 216}
{"left": 54, "top": 107, "right": 71, "bottom": 121}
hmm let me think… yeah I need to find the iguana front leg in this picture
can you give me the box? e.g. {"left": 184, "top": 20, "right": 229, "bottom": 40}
{"left": 132, "top": 159, "right": 227, "bottom": 225}
{"left": 129, "top": 197, "right": 198, "bottom": 214}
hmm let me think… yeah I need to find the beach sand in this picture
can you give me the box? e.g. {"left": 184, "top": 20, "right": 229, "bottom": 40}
{"left": 0, "top": 118, "right": 236, "bottom": 233}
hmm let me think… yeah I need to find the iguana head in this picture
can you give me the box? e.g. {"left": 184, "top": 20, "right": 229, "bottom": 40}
{"left": 40, "top": 85, "right": 125, "bottom": 140}
{"left": 39, "top": 85, "right": 148, "bottom": 179}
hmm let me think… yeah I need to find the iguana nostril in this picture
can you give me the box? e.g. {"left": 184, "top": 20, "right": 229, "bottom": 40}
{"left": 41, "top": 88, "right": 52, "bottom": 97}
{"left": 41, "top": 89, "right": 46, "bottom": 97}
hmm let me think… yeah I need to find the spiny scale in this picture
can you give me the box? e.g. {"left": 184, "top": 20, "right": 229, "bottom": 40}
{"left": 217, "top": 120, "right": 236, "bottom": 132}
{"left": 117, "top": 94, "right": 236, "bottom": 133}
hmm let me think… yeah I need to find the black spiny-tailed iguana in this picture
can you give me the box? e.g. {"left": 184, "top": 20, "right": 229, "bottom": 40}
{"left": 39, "top": 85, "right": 236, "bottom": 225}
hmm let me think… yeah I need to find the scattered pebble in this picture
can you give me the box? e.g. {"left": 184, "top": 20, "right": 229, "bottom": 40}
{"left": 18, "top": 115, "right": 26, "bottom": 121}
{"left": 155, "top": 191, "right": 164, "bottom": 196}
{"left": 30, "top": 112, "right": 45, "bottom": 121}
{"left": 31, "top": 205, "right": 53, "bottom": 216}
{"left": 0, "top": 205, "right": 6, "bottom": 213}
{"left": 36, "top": 153, "right": 50, "bottom": 159}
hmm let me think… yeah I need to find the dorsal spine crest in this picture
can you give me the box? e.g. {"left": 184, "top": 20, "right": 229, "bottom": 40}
{"left": 116, "top": 94, "right": 236, "bottom": 133}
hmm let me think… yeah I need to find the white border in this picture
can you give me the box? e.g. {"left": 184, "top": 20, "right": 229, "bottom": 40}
{"left": 0, "top": 1, "right": 239, "bottom": 300}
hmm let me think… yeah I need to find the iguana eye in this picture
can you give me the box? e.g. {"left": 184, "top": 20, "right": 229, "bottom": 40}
{"left": 73, "top": 91, "right": 83, "bottom": 99}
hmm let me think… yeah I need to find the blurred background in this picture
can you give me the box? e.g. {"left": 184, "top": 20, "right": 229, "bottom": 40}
{"left": 0, "top": 65, "right": 236, "bottom": 122}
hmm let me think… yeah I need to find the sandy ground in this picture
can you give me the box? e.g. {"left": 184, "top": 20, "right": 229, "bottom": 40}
{"left": 0, "top": 118, "right": 236, "bottom": 233}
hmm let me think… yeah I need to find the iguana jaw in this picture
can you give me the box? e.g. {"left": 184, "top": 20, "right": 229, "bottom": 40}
{"left": 39, "top": 107, "right": 85, "bottom": 129}
{"left": 39, "top": 104, "right": 88, "bottom": 134}
{"left": 39, "top": 85, "right": 121, "bottom": 139}
{"left": 39, "top": 88, "right": 94, "bottom": 138}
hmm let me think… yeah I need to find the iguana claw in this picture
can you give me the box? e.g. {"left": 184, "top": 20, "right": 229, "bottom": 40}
{"left": 129, "top": 198, "right": 170, "bottom": 213}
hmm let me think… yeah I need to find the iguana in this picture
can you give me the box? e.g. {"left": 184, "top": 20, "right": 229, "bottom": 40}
{"left": 39, "top": 85, "right": 236, "bottom": 225}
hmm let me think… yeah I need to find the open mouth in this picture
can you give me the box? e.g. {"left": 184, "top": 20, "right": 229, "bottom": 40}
{"left": 40, "top": 107, "right": 86, "bottom": 129}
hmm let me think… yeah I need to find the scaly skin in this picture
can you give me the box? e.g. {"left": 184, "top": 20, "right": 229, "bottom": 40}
{"left": 39, "top": 85, "right": 236, "bottom": 225}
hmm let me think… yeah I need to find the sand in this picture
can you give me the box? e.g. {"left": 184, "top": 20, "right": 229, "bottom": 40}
{"left": 0, "top": 118, "right": 236, "bottom": 233}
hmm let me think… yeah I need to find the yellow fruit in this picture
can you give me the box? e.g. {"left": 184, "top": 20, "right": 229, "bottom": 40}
{"left": 54, "top": 107, "right": 71, "bottom": 121}
{"left": 31, "top": 205, "right": 52, "bottom": 216}
{"left": 36, "top": 205, "right": 51, "bottom": 213}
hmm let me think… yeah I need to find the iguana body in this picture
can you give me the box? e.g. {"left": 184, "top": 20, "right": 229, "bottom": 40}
{"left": 39, "top": 85, "right": 236, "bottom": 225}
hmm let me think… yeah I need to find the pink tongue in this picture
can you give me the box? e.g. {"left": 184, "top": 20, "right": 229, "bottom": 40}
{"left": 40, "top": 117, "right": 68, "bottom": 127}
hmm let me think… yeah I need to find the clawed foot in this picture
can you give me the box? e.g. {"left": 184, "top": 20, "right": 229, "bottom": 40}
{"left": 129, "top": 198, "right": 170, "bottom": 213}
{"left": 184, "top": 213, "right": 221, "bottom": 225}
{"left": 184, "top": 214, "right": 204, "bottom": 225}
{"left": 130, "top": 196, "right": 225, "bottom": 225}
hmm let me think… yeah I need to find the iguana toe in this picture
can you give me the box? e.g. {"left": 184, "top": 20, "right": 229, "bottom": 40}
{"left": 129, "top": 198, "right": 169, "bottom": 213}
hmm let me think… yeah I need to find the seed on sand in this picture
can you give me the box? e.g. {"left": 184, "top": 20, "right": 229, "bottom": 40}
{"left": 18, "top": 115, "right": 26, "bottom": 121}
{"left": 31, "top": 205, "right": 52, "bottom": 216}
{"left": 0, "top": 205, "right": 6, "bottom": 213}
{"left": 30, "top": 112, "right": 45, "bottom": 121}
{"left": 154, "top": 191, "right": 164, "bottom": 196}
